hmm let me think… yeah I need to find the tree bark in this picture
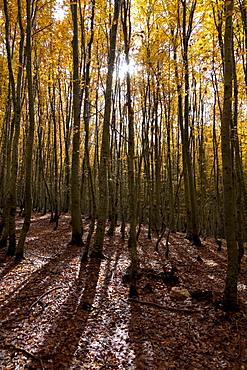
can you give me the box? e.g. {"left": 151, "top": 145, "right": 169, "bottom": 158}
{"left": 91, "top": 0, "right": 120, "bottom": 258}
{"left": 70, "top": 0, "right": 83, "bottom": 246}
{"left": 122, "top": 0, "right": 138, "bottom": 297}
{"left": 15, "top": 0, "right": 35, "bottom": 260}
{"left": 1, "top": 0, "right": 24, "bottom": 256}
{"left": 222, "top": 0, "right": 239, "bottom": 309}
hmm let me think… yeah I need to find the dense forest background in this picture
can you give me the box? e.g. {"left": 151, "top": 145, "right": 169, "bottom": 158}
{"left": 0, "top": 0, "right": 247, "bottom": 308}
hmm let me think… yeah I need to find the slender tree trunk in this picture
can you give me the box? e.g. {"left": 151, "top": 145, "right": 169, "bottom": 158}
{"left": 154, "top": 85, "right": 162, "bottom": 231}
{"left": 1, "top": 0, "right": 24, "bottom": 255}
{"left": 81, "top": 0, "right": 96, "bottom": 261}
{"left": 122, "top": 0, "right": 138, "bottom": 297}
{"left": 91, "top": 0, "right": 120, "bottom": 258}
{"left": 61, "top": 82, "right": 72, "bottom": 213}
{"left": 231, "top": 34, "right": 246, "bottom": 267}
{"left": 70, "top": 0, "right": 83, "bottom": 246}
{"left": 48, "top": 82, "right": 59, "bottom": 226}
{"left": 107, "top": 100, "right": 119, "bottom": 237}
{"left": 164, "top": 94, "right": 175, "bottom": 232}
{"left": 222, "top": 0, "right": 238, "bottom": 309}
{"left": 181, "top": 0, "right": 201, "bottom": 246}
{"left": 15, "top": 0, "right": 35, "bottom": 260}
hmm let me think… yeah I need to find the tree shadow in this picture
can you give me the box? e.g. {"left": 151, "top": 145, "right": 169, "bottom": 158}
{"left": 26, "top": 257, "right": 102, "bottom": 369}
{"left": 49, "top": 250, "right": 121, "bottom": 369}
{"left": 0, "top": 259, "right": 19, "bottom": 280}
{"left": 65, "top": 246, "right": 127, "bottom": 369}
{"left": 129, "top": 299, "right": 199, "bottom": 370}
{"left": 129, "top": 300, "right": 158, "bottom": 369}
{"left": 0, "top": 244, "right": 82, "bottom": 323}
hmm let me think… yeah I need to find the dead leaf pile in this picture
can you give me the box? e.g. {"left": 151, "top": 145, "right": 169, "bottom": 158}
{"left": 0, "top": 213, "right": 247, "bottom": 369}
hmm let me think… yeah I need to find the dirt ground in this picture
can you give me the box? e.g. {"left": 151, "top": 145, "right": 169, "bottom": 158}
{"left": 0, "top": 213, "right": 247, "bottom": 369}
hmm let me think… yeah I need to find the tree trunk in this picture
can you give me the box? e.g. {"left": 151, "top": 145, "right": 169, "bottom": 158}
{"left": 122, "top": 0, "right": 138, "bottom": 297}
{"left": 81, "top": 0, "right": 96, "bottom": 261}
{"left": 70, "top": 0, "right": 83, "bottom": 246}
{"left": 181, "top": 0, "right": 201, "bottom": 246}
{"left": 15, "top": 0, "right": 35, "bottom": 261}
{"left": 222, "top": 0, "right": 238, "bottom": 309}
{"left": 91, "top": 0, "right": 120, "bottom": 258}
{"left": 1, "top": 0, "right": 24, "bottom": 256}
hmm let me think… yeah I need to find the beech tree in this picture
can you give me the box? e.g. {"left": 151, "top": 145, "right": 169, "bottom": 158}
{"left": 70, "top": 0, "right": 83, "bottom": 246}
{"left": 90, "top": 0, "right": 121, "bottom": 258}
{"left": 122, "top": 0, "right": 138, "bottom": 297}
{"left": 221, "top": 0, "right": 239, "bottom": 309}
{"left": 1, "top": 0, "right": 24, "bottom": 256}
{"left": 81, "top": 0, "right": 97, "bottom": 261}
{"left": 16, "top": 0, "right": 36, "bottom": 260}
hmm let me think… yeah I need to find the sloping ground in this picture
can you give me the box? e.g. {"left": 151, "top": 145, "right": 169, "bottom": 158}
{"left": 0, "top": 213, "right": 247, "bottom": 370}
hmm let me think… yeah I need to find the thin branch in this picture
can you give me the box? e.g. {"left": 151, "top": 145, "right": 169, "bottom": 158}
{"left": 4, "top": 344, "right": 45, "bottom": 370}
{"left": 32, "top": 22, "right": 53, "bottom": 37}
{"left": 130, "top": 299, "right": 202, "bottom": 313}
{"left": 29, "top": 285, "right": 64, "bottom": 310}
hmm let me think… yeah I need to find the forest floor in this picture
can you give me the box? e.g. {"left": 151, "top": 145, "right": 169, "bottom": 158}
{"left": 0, "top": 213, "right": 247, "bottom": 370}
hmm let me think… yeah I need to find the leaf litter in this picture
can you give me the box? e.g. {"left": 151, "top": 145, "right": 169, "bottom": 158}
{"left": 0, "top": 213, "right": 247, "bottom": 369}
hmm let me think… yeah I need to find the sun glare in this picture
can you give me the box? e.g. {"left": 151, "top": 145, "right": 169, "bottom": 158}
{"left": 118, "top": 58, "right": 136, "bottom": 79}
{"left": 54, "top": 0, "right": 65, "bottom": 20}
